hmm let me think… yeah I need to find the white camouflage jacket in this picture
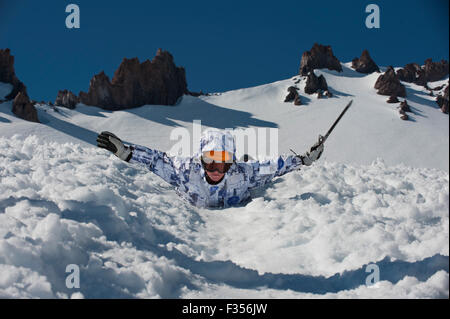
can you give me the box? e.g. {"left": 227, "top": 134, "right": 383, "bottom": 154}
{"left": 128, "top": 129, "right": 303, "bottom": 208}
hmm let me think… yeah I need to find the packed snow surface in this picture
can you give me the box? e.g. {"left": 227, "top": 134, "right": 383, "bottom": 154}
{"left": 0, "top": 136, "right": 448, "bottom": 298}
{"left": 0, "top": 64, "right": 448, "bottom": 298}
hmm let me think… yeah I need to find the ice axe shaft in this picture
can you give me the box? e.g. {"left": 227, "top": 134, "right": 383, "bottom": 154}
{"left": 320, "top": 99, "right": 353, "bottom": 144}
{"left": 289, "top": 99, "right": 353, "bottom": 158}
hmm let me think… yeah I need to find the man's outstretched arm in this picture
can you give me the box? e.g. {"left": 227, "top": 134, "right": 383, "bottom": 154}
{"left": 96, "top": 131, "right": 181, "bottom": 187}
{"left": 247, "top": 135, "right": 324, "bottom": 189}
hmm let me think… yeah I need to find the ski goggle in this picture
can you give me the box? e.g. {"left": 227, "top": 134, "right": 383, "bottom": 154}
{"left": 202, "top": 151, "right": 233, "bottom": 163}
{"left": 201, "top": 151, "right": 233, "bottom": 173}
{"left": 202, "top": 161, "right": 233, "bottom": 173}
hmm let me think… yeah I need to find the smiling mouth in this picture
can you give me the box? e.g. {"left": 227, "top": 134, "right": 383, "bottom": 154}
{"left": 207, "top": 171, "right": 224, "bottom": 178}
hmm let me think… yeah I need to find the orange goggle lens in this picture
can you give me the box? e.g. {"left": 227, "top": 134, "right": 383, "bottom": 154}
{"left": 202, "top": 151, "right": 233, "bottom": 163}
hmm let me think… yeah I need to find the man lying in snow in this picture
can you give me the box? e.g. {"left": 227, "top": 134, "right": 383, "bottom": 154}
{"left": 96, "top": 129, "right": 323, "bottom": 208}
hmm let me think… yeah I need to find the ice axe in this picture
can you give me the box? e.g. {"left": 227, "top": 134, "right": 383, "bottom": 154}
{"left": 290, "top": 99, "right": 353, "bottom": 156}
{"left": 320, "top": 99, "right": 353, "bottom": 144}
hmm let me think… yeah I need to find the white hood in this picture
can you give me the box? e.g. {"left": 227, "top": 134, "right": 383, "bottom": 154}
{"left": 195, "top": 129, "right": 236, "bottom": 161}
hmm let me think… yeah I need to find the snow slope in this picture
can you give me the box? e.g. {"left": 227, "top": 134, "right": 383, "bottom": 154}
{"left": 203, "top": 64, "right": 449, "bottom": 171}
{"left": 0, "top": 64, "right": 448, "bottom": 298}
{"left": 0, "top": 64, "right": 448, "bottom": 171}
{"left": 0, "top": 136, "right": 448, "bottom": 298}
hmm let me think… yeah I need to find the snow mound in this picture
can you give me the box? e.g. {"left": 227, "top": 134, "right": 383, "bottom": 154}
{"left": 0, "top": 135, "right": 448, "bottom": 298}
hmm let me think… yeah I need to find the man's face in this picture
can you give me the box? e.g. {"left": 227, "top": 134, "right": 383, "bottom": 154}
{"left": 202, "top": 150, "right": 233, "bottom": 183}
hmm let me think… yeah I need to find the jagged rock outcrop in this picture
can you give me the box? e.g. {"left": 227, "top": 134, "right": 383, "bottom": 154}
{"left": 304, "top": 71, "right": 328, "bottom": 95}
{"left": 299, "top": 43, "right": 342, "bottom": 75}
{"left": 79, "top": 71, "right": 112, "bottom": 107}
{"left": 12, "top": 92, "right": 39, "bottom": 122}
{"left": 1, "top": 48, "right": 38, "bottom": 121}
{"left": 0, "top": 48, "right": 27, "bottom": 99}
{"left": 396, "top": 63, "right": 422, "bottom": 83}
{"left": 387, "top": 95, "right": 399, "bottom": 103}
{"left": 416, "top": 59, "right": 449, "bottom": 85}
{"left": 398, "top": 100, "right": 411, "bottom": 113}
{"left": 188, "top": 90, "right": 206, "bottom": 97}
{"left": 351, "top": 50, "right": 380, "bottom": 74}
{"left": 0, "top": 49, "right": 15, "bottom": 84}
{"left": 396, "top": 100, "right": 412, "bottom": 121}
{"left": 55, "top": 89, "right": 79, "bottom": 109}
{"left": 436, "top": 84, "right": 449, "bottom": 114}
{"left": 284, "top": 86, "right": 298, "bottom": 102}
{"left": 284, "top": 86, "right": 302, "bottom": 105}
{"left": 397, "top": 59, "right": 449, "bottom": 86}
{"left": 79, "top": 49, "right": 188, "bottom": 110}
{"left": 374, "top": 66, "right": 406, "bottom": 97}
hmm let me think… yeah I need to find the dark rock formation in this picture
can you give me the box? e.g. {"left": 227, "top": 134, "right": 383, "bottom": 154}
{"left": 398, "top": 100, "right": 411, "bottom": 113}
{"left": 396, "top": 100, "right": 412, "bottom": 121}
{"left": 284, "top": 86, "right": 303, "bottom": 105}
{"left": 79, "top": 71, "right": 112, "bottom": 107}
{"left": 0, "top": 49, "right": 16, "bottom": 83}
{"left": 351, "top": 50, "right": 380, "bottom": 74}
{"left": 1, "top": 49, "right": 37, "bottom": 120}
{"left": 12, "top": 92, "right": 39, "bottom": 122}
{"left": 294, "top": 95, "right": 302, "bottom": 105}
{"left": 396, "top": 63, "right": 421, "bottom": 83}
{"left": 436, "top": 84, "right": 449, "bottom": 114}
{"left": 374, "top": 66, "right": 406, "bottom": 97}
{"left": 188, "top": 90, "right": 205, "bottom": 97}
{"left": 284, "top": 86, "right": 298, "bottom": 102}
{"left": 299, "top": 43, "right": 342, "bottom": 75}
{"left": 387, "top": 95, "right": 399, "bottom": 103}
{"left": 79, "top": 49, "right": 188, "bottom": 110}
{"left": 416, "top": 59, "right": 449, "bottom": 85}
{"left": 397, "top": 59, "right": 449, "bottom": 86}
{"left": 304, "top": 71, "right": 328, "bottom": 95}
{"left": 0, "top": 48, "right": 27, "bottom": 99}
{"left": 325, "top": 90, "right": 332, "bottom": 98}
{"left": 55, "top": 90, "right": 79, "bottom": 109}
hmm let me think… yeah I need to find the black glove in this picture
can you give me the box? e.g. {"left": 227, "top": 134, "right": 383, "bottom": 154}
{"left": 301, "top": 135, "right": 324, "bottom": 166}
{"left": 96, "top": 131, "right": 132, "bottom": 162}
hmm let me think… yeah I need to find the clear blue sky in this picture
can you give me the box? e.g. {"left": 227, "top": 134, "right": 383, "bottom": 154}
{"left": 0, "top": 0, "right": 448, "bottom": 102}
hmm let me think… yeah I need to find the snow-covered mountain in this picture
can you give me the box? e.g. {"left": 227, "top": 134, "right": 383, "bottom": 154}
{"left": 0, "top": 63, "right": 448, "bottom": 298}
{"left": 1, "top": 64, "right": 448, "bottom": 171}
